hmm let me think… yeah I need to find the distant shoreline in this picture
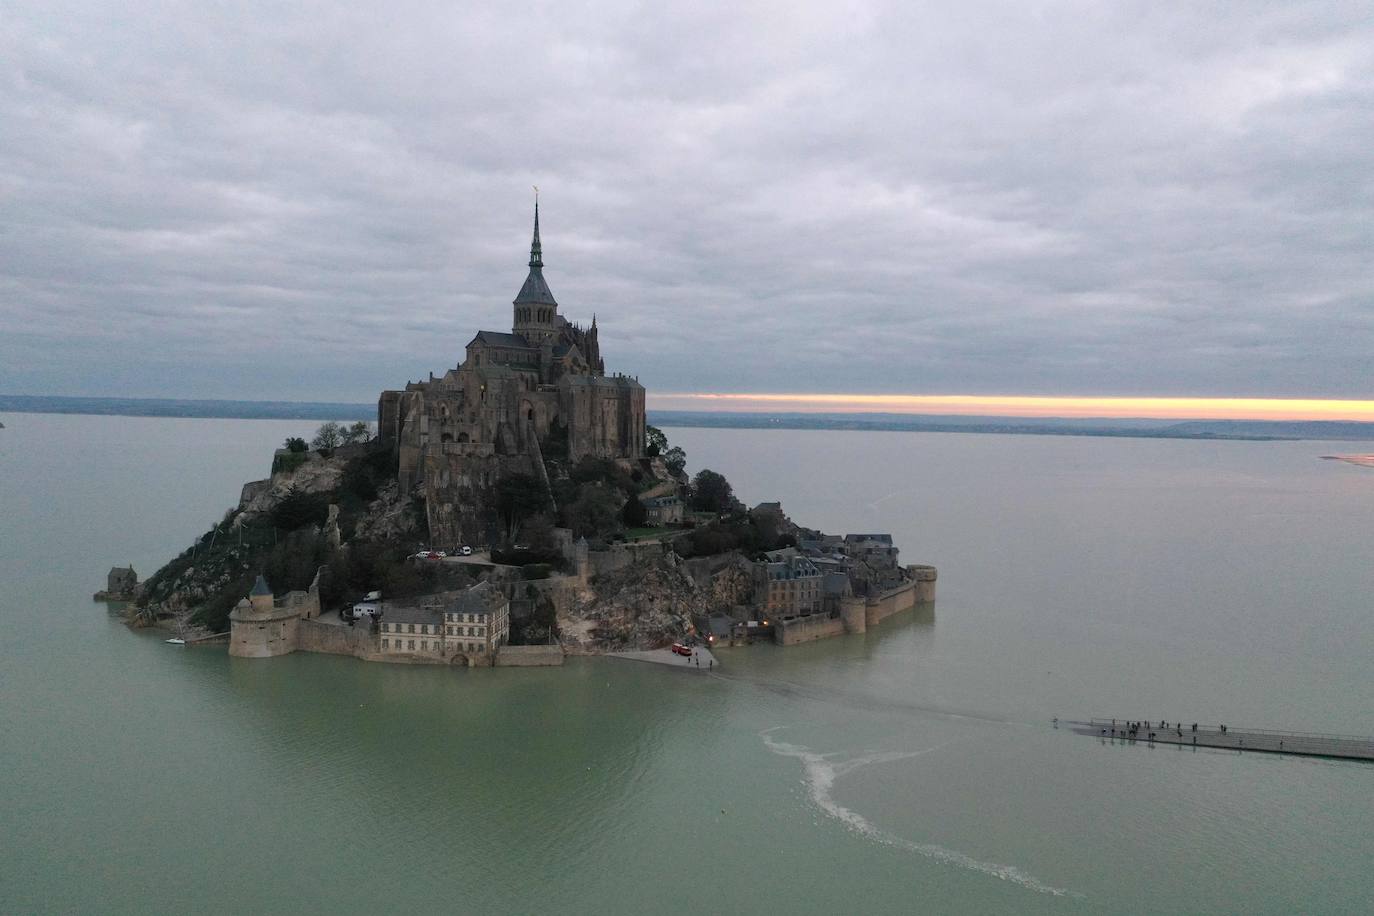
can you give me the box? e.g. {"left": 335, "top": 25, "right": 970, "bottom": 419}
{"left": 1321, "top": 454, "right": 1374, "bottom": 468}
{"left": 5, "top": 394, "right": 1374, "bottom": 441}
{"left": 0, "top": 395, "right": 373, "bottom": 422}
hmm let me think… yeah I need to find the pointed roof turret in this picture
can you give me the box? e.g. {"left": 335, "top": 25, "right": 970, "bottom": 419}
{"left": 514, "top": 194, "right": 558, "bottom": 306}
{"left": 251, "top": 574, "right": 271, "bottom": 596}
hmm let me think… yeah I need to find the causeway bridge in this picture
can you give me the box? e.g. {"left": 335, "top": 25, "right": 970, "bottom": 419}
{"left": 1065, "top": 718, "right": 1374, "bottom": 762}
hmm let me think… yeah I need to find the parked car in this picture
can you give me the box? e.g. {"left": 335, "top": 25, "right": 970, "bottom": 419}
{"left": 670, "top": 643, "right": 692, "bottom": 657}
{"left": 460, "top": 546, "right": 473, "bottom": 556}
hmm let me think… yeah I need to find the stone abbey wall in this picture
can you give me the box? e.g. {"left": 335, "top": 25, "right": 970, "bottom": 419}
{"left": 863, "top": 566, "right": 937, "bottom": 628}
{"left": 774, "top": 613, "right": 847, "bottom": 646}
{"left": 774, "top": 565, "right": 937, "bottom": 646}
{"left": 586, "top": 541, "right": 664, "bottom": 578}
{"left": 297, "top": 618, "right": 376, "bottom": 657}
{"left": 495, "top": 645, "right": 565, "bottom": 666}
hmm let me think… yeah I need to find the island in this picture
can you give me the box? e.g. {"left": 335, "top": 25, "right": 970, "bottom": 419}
{"left": 120, "top": 203, "right": 936, "bottom": 665}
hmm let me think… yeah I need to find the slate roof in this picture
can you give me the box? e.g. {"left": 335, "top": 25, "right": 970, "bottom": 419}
{"left": 471, "top": 330, "right": 532, "bottom": 349}
{"left": 766, "top": 556, "right": 821, "bottom": 580}
{"left": 383, "top": 602, "right": 443, "bottom": 626}
{"left": 514, "top": 267, "right": 558, "bottom": 306}
{"left": 451, "top": 582, "right": 503, "bottom": 617}
{"left": 250, "top": 575, "right": 272, "bottom": 596}
{"left": 823, "top": 572, "right": 851, "bottom": 597}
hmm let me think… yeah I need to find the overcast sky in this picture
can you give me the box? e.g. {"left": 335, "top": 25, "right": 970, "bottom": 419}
{"left": 2, "top": 1, "right": 1371, "bottom": 404}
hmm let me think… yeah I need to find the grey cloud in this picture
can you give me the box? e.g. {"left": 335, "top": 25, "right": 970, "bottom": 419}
{"left": 1, "top": 1, "right": 1371, "bottom": 401}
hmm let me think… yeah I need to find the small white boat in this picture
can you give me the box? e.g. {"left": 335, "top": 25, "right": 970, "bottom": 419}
{"left": 165, "top": 638, "right": 185, "bottom": 645}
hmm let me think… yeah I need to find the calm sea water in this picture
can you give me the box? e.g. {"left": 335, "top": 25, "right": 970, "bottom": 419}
{"left": 1, "top": 414, "right": 1371, "bottom": 914}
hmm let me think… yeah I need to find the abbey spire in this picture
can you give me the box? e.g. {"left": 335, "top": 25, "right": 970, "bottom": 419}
{"left": 529, "top": 197, "right": 543, "bottom": 268}
{"left": 514, "top": 194, "right": 557, "bottom": 307}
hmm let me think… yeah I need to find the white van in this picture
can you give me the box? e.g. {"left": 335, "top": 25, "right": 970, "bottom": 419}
{"left": 347, "top": 592, "right": 382, "bottom": 623}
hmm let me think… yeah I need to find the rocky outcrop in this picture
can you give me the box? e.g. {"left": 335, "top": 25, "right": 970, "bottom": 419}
{"left": 351, "top": 481, "right": 423, "bottom": 543}
{"left": 237, "top": 452, "right": 348, "bottom": 521}
{"left": 136, "top": 455, "right": 419, "bottom": 632}
{"left": 560, "top": 549, "right": 756, "bottom": 652}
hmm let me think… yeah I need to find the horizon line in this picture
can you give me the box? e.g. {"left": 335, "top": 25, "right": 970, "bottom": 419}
{"left": 646, "top": 393, "right": 1374, "bottom": 422}
{"left": 7, "top": 392, "right": 1374, "bottom": 423}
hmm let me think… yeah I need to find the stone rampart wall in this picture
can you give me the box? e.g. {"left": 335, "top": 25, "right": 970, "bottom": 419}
{"left": 863, "top": 568, "right": 936, "bottom": 628}
{"left": 496, "top": 645, "right": 565, "bottom": 666}
{"left": 775, "top": 613, "right": 846, "bottom": 646}
{"left": 298, "top": 619, "right": 375, "bottom": 657}
{"left": 587, "top": 542, "right": 664, "bottom": 578}
{"left": 864, "top": 581, "right": 917, "bottom": 628}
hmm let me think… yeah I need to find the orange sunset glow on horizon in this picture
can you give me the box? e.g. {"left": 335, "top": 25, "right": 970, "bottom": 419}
{"left": 648, "top": 393, "right": 1374, "bottom": 422}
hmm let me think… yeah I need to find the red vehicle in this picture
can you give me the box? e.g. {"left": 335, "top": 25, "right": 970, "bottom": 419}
{"left": 670, "top": 643, "right": 692, "bottom": 657}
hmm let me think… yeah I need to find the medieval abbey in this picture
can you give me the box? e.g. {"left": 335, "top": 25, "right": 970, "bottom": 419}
{"left": 377, "top": 203, "right": 647, "bottom": 546}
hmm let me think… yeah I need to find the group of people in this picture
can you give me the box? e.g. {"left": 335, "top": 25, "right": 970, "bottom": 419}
{"left": 1101, "top": 719, "right": 1220, "bottom": 742}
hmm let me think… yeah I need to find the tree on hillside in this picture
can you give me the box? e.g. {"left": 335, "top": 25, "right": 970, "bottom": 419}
{"left": 341, "top": 421, "right": 373, "bottom": 445}
{"left": 622, "top": 494, "right": 648, "bottom": 527}
{"left": 570, "top": 456, "right": 636, "bottom": 495}
{"left": 646, "top": 425, "right": 668, "bottom": 457}
{"left": 663, "top": 445, "right": 687, "bottom": 477}
{"left": 564, "top": 485, "right": 623, "bottom": 539}
{"left": 496, "top": 473, "right": 552, "bottom": 541}
{"left": 283, "top": 436, "right": 308, "bottom": 453}
{"left": 689, "top": 469, "right": 734, "bottom": 513}
{"left": 312, "top": 421, "right": 343, "bottom": 450}
{"left": 522, "top": 512, "right": 560, "bottom": 557}
{"left": 271, "top": 486, "right": 328, "bottom": 530}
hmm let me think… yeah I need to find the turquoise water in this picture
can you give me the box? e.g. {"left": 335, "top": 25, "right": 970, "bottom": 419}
{"left": 1, "top": 414, "right": 1371, "bottom": 913}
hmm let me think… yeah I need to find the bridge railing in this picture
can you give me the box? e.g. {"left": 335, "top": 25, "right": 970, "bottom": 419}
{"left": 1086, "top": 718, "right": 1373, "bottom": 743}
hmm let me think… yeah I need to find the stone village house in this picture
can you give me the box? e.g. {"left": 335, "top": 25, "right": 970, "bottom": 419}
{"left": 379, "top": 582, "right": 510, "bottom": 664}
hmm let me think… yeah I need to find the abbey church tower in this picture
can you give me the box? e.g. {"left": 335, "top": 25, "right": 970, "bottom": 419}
{"left": 512, "top": 200, "right": 560, "bottom": 346}
{"left": 377, "top": 197, "right": 646, "bottom": 547}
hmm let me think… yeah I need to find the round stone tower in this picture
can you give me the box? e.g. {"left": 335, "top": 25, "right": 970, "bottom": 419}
{"left": 229, "top": 575, "right": 301, "bottom": 658}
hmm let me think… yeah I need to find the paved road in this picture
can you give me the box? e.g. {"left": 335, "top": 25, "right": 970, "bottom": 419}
{"left": 432, "top": 551, "right": 526, "bottom": 569}
{"left": 611, "top": 646, "right": 720, "bottom": 671}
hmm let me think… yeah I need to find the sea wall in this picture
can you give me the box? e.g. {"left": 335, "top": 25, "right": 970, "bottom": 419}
{"left": 775, "top": 613, "right": 846, "bottom": 645}
{"left": 298, "top": 619, "right": 376, "bottom": 657}
{"left": 496, "top": 645, "right": 565, "bottom": 666}
{"left": 864, "top": 567, "right": 937, "bottom": 628}
{"left": 229, "top": 611, "right": 298, "bottom": 658}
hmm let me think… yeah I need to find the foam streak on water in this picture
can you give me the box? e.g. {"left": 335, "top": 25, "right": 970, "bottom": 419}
{"left": 760, "top": 728, "right": 1081, "bottom": 898}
